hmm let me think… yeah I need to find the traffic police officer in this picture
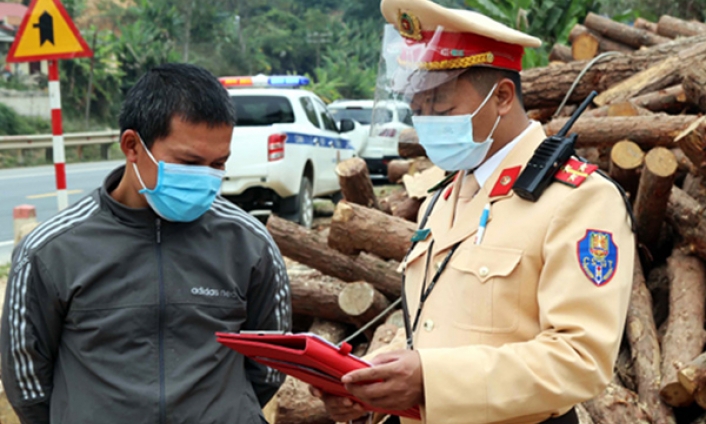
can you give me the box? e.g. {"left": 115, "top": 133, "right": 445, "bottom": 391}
{"left": 312, "top": 1, "right": 634, "bottom": 423}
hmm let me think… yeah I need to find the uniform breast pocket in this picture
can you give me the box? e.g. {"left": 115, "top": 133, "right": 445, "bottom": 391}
{"left": 446, "top": 245, "right": 523, "bottom": 333}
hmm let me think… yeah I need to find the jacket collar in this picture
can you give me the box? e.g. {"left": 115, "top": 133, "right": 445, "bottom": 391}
{"left": 100, "top": 165, "right": 160, "bottom": 228}
{"left": 430, "top": 123, "right": 547, "bottom": 254}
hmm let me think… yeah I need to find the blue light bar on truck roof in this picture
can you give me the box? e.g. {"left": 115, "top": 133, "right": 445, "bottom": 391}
{"left": 219, "top": 74, "right": 310, "bottom": 88}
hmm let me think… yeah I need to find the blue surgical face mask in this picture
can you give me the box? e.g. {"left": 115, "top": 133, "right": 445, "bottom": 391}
{"left": 411, "top": 83, "right": 501, "bottom": 171}
{"left": 133, "top": 135, "right": 225, "bottom": 222}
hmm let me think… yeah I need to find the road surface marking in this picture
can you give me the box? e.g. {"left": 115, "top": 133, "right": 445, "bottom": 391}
{"left": 27, "top": 189, "right": 83, "bottom": 199}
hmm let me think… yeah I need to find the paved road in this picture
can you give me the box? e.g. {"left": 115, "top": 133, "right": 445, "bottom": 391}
{"left": 0, "top": 161, "right": 123, "bottom": 264}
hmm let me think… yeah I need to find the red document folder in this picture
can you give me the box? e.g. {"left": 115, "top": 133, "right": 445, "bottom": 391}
{"left": 215, "top": 332, "right": 421, "bottom": 420}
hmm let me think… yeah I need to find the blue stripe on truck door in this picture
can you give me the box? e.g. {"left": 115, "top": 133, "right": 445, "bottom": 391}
{"left": 284, "top": 133, "right": 355, "bottom": 150}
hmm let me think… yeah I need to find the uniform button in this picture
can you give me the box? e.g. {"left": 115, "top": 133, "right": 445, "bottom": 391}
{"left": 434, "top": 262, "right": 442, "bottom": 271}
{"left": 423, "top": 319, "right": 434, "bottom": 332}
{"left": 479, "top": 266, "right": 489, "bottom": 277}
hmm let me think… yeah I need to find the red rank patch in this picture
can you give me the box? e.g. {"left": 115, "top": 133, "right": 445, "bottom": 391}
{"left": 555, "top": 159, "right": 598, "bottom": 188}
{"left": 490, "top": 166, "right": 521, "bottom": 198}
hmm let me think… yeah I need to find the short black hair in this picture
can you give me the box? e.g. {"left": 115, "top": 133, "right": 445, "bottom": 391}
{"left": 119, "top": 63, "right": 237, "bottom": 148}
{"left": 460, "top": 67, "right": 523, "bottom": 108}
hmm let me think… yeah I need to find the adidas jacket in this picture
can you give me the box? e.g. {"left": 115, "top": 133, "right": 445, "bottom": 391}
{"left": 0, "top": 166, "right": 292, "bottom": 424}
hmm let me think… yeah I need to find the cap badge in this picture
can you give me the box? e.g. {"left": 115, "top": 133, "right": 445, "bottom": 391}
{"left": 398, "top": 11, "right": 422, "bottom": 41}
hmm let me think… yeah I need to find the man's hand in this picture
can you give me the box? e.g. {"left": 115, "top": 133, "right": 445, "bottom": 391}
{"left": 309, "top": 386, "right": 369, "bottom": 422}
{"left": 342, "top": 349, "right": 424, "bottom": 411}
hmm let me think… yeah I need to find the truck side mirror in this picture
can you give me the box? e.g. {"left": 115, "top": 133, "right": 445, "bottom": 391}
{"left": 338, "top": 119, "right": 356, "bottom": 133}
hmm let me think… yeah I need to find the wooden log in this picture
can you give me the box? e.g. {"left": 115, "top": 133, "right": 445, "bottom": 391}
{"left": 678, "top": 352, "right": 706, "bottom": 410}
{"left": 338, "top": 282, "right": 391, "bottom": 334}
{"left": 576, "top": 403, "right": 595, "bottom": 424}
{"left": 666, "top": 187, "right": 706, "bottom": 261}
{"left": 634, "top": 18, "right": 659, "bottom": 34}
{"left": 675, "top": 116, "right": 706, "bottom": 177}
{"left": 683, "top": 174, "right": 706, "bottom": 205}
{"left": 521, "top": 34, "right": 706, "bottom": 110}
{"left": 335, "top": 158, "right": 379, "bottom": 209}
{"left": 609, "top": 140, "right": 644, "bottom": 199}
{"left": 267, "top": 215, "right": 402, "bottom": 298}
{"left": 658, "top": 15, "right": 706, "bottom": 39}
{"left": 529, "top": 107, "right": 563, "bottom": 123}
{"left": 616, "top": 346, "right": 637, "bottom": 392}
{"left": 544, "top": 115, "right": 699, "bottom": 150}
{"left": 682, "top": 66, "right": 706, "bottom": 113}
{"left": 549, "top": 43, "right": 573, "bottom": 63}
{"left": 308, "top": 318, "right": 348, "bottom": 344}
{"left": 328, "top": 201, "right": 415, "bottom": 261}
{"left": 633, "top": 148, "right": 677, "bottom": 250}
{"left": 387, "top": 159, "right": 411, "bottom": 184}
{"left": 584, "top": 12, "right": 670, "bottom": 48}
{"left": 671, "top": 147, "right": 698, "bottom": 176}
{"left": 367, "top": 323, "right": 400, "bottom": 353}
{"left": 385, "top": 309, "right": 405, "bottom": 329}
{"left": 645, "top": 265, "right": 670, "bottom": 330}
{"left": 572, "top": 32, "right": 600, "bottom": 60}
{"left": 582, "top": 382, "right": 651, "bottom": 424}
{"left": 289, "top": 270, "right": 349, "bottom": 323}
{"left": 659, "top": 252, "right": 706, "bottom": 407}
{"left": 583, "top": 85, "right": 687, "bottom": 118}
{"left": 627, "top": 255, "right": 677, "bottom": 424}
{"left": 276, "top": 376, "right": 331, "bottom": 424}
{"left": 569, "top": 24, "right": 634, "bottom": 54}
{"left": 398, "top": 128, "right": 426, "bottom": 158}
{"left": 594, "top": 41, "right": 706, "bottom": 106}
{"left": 379, "top": 188, "right": 406, "bottom": 215}
{"left": 408, "top": 157, "right": 434, "bottom": 175}
{"left": 392, "top": 196, "right": 423, "bottom": 223}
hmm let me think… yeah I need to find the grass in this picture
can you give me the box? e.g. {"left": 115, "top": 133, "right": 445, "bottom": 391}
{"left": 0, "top": 263, "right": 9, "bottom": 281}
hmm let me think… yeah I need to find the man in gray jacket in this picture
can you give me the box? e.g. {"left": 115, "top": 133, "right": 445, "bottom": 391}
{"left": 1, "top": 63, "right": 291, "bottom": 424}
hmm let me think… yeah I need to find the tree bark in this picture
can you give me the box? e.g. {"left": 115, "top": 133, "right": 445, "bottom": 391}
{"left": 275, "top": 376, "right": 332, "bottom": 424}
{"left": 666, "top": 187, "right": 706, "bottom": 261}
{"left": 594, "top": 42, "right": 706, "bottom": 106}
{"left": 387, "top": 159, "right": 411, "bottom": 184}
{"left": 632, "top": 85, "right": 687, "bottom": 113}
{"left": 338, "top": 282, "right": 391, "bottom": 335}
{"left": 336, "top": 158, "right": 379, "bottom": 209}
{"left": 572, "top": 32, "right": 600, "bottom": 60}
{"left": 379, "top": 188, "right": 406, "bottom": 215}
{"left": 646, "top": 265, "right": 670, "bottom": 330}
{"left": 521, "top": 34, "right": 706, "bottom": 110}
{"left": 634, "top": 18, "right": 659, "bottom": 34}
{"left": 584, "top": 12, "right": 670, "bottom": 48}
{"left": 328, "top": 201, "right": 415, "bottom": 261}
{"left": 385, "top": 309, "right": 406, "bottom": 329}
{"left": 549, "top": 43, "right": 573, "bottom": 63}
{"left": 675, "top": 116, "right": 706, "bottom": 178}
{"left": 682, "top": 66, "right": 706, "bottom": 113}
{"left": 545, "top": 115, "right": 699, "bottom": 150}
{"left": 659, "top": 252, "right": 706, "bottom": 407}
{"left": 398, "top": 128, "right": 426, "bottom": 158}
{"left": 609, "top": 140, "right": 645, "bottom": 200}
{"left": 657, "top": 15, "right": 706, "bottom": 39}
{"left": 392, "top": 196, "right": 423, "bottom": 223}
{"left": 582, "top": 382, "right": 651, "bottom": 424}
{"left": 569, "top": 24, "right": 634, "bottom": 54}
{"left": 672, "top": 147, "right": 698, "bottom": 176}
{"left": 627, "top": 255, "right": 677, "bottom": 424}
{"left": 289, "top": 270, "right": 349, "bottom": 323}
{"left": 268, "top": 215, "right": 402, "bottom": 298}
{"left": 633, "top": 148, "right": 677, "bottom": 250}
{"left": 678, "top": 352, "right": 706, "bottom": 409}
{"left": 576, "top": 403, "right": 595, "bottom": 424}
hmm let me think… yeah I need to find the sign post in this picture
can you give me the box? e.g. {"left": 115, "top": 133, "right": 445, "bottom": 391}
{"left": 6, "top": 0, "right": 93, "bottom": 211}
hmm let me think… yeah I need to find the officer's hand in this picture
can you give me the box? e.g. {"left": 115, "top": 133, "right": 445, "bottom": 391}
{"left": 309, "top": 386, "right": 369, "bottom": 422}
{"left": 342, "top": 350, "right": 424, "bottom": 411}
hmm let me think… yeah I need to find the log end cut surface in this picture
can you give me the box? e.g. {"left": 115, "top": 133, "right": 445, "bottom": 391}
{"left": 611, "top": 140, "right": 645, "bottom": 170}
{"left": 645, "top": 148, "right": 678, "bottom": 178}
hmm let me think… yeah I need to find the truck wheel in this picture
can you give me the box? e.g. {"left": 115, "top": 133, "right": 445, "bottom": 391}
{"left": 281, "top": 176, "right": 314, "bottom": 229}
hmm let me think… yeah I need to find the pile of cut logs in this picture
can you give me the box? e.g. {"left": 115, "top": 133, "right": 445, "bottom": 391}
{"left": 263, "top": 14, "right": 706, "bottom": 424}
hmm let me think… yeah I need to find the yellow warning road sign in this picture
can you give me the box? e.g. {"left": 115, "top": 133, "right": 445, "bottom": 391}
{"left": 6, "top": 0, "right": 92, "bottom": 63}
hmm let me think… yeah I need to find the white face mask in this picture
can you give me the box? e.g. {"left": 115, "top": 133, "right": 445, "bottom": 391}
{"left": 411, "top": 83, "right": 501, "bottom": 171}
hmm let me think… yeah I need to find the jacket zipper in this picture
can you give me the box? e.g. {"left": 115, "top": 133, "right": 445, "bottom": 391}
{"left": 156, "top": 218, "right": 166, "bottom": 424}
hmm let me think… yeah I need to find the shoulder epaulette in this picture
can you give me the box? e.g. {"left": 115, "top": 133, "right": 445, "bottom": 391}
{"left": 554, "top": 158, "right": 598, "bottom": 188}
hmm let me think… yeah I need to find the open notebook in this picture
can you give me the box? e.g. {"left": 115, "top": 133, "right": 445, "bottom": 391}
{"left": 216, "top": 331, "right": 421, "bottom": 420}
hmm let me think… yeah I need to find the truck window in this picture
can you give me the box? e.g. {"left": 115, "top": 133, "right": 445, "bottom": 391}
{"left": 300, "top": 97, "right": 321, "bottom": 128}
{"left": 397, "top": 107, "right": 414, "bottom": 126}
{"left": 230, "top": 95, "right": 295, "bottom": 126}
{"left": 313, "top": 98, "right": 339, "bottom": 132}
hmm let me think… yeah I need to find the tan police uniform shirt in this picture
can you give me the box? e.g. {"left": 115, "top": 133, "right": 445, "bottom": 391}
{"left": 400, "top": 123, "right": 634, "bottom": 424}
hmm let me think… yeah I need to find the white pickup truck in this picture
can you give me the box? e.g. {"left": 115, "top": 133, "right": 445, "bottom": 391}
{"left": 219, "top": 75, "right": 357, "bottom": 228}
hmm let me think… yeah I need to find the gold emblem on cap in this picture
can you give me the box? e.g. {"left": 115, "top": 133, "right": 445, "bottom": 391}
{"left": 398, "top": 11, "right": 422, "bottom": 41}
{"left": 500, "top": 175, "right": 512, "bottom": 186}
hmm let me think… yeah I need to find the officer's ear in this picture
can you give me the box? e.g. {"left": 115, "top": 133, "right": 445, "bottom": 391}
{"left": 495, "top": 78, "right": 516, "bottom": 117}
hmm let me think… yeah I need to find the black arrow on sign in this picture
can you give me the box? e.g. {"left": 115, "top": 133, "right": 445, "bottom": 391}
{"left": 33, "top": 11, "right": 54, "bottom": 46}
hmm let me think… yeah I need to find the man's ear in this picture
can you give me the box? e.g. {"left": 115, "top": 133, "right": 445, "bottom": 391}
{"left": 121, "top": 130, "right": 140, "bottom": 163}
{"left": 495, "top": 78, "right": 516, "bottom": 117}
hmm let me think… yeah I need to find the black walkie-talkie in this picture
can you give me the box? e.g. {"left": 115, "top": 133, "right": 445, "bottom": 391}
{"left": 512, "top": 91, "right": 598, "bottom": 202}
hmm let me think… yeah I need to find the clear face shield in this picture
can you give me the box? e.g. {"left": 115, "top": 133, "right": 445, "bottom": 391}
{"left": 369, "top": 24, "right": 467, "bottom": 144}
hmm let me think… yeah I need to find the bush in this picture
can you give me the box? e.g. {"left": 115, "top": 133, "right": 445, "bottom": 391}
{"left": 0, "top": 103, "right": 51, "bottom": 136}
